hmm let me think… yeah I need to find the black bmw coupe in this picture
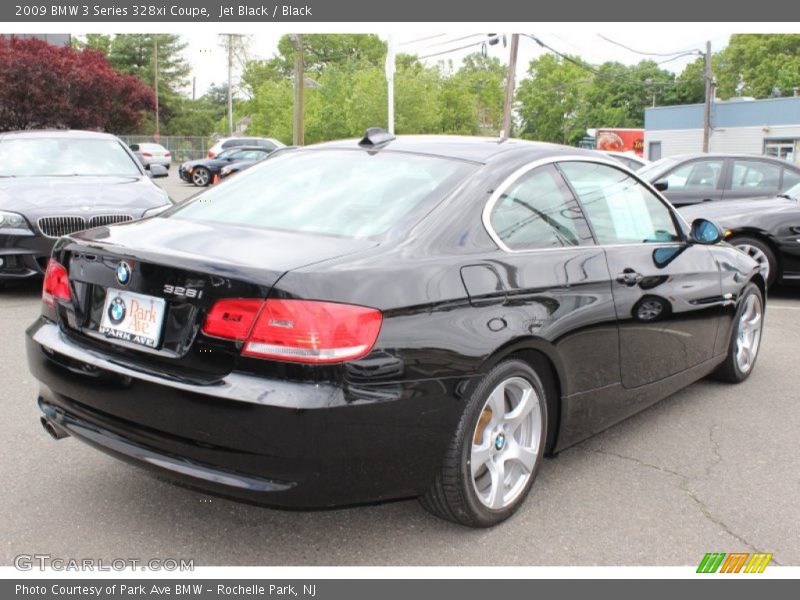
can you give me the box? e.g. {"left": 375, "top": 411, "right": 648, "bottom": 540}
{"left": 26, "top": 132, "right": 764, "bottom": 527}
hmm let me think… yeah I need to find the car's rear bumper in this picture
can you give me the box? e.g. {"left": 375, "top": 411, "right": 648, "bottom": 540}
{"left": 26, "top": 318, "right": 463, "bottom": 507}
{"left": 0, "top": 231, "right": 53, "bottom": 280}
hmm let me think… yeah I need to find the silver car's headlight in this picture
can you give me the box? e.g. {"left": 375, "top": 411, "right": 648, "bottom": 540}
{"left": 142, "top": 204, "right": 172, "bottom": 218}
{"left": 0, "top": 210, "right": 31, "bottom": 230}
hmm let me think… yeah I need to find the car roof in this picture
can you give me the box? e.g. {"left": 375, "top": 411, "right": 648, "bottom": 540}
{"left": 0, "top": 129, "right": 120, "bottom": 141}
{"left": 659, "top": 152, "right": 792, "bottom": 162}
{"left": 308, "top": 135, "right": 602, "bottom": 164}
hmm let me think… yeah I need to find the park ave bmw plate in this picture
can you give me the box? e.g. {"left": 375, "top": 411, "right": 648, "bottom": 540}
{"left": 99, "top": 288, "right": 166, "bottom": 349}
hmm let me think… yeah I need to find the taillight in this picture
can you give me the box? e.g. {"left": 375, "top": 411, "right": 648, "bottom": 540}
{"left": 142, "top": 152, "right": 152, "bottom": 157}
{"left": 202, "top": 299, "right": 382, "bottom": 364}
{"left": 165, "top": 151, "right": 171, "bottom": 157}
{"left": 201, "top": 299, "right": 262, "bottom": 340}
{"left": 42, "top": 260, "right": 71, "bottom": 306}
{"left": 208, "top": 151, "right": 216, "bottom": 158}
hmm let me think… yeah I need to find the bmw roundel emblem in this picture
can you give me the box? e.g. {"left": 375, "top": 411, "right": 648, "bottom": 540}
{"left": 107, "top": 297, "right": 127, "bottom": 325}
{"left": 115, "top": 261, "right": 131, "bottom": 285}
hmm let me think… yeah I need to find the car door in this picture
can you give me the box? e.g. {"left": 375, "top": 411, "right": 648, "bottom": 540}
{"left": 558, "top": 160, "right": 723, "bottom": 389}
{"left": 656, "top": 157, "right": 726, "bottom": 206}
{"left": 483, "top": 163, "right": 621, "bottom": 397}
{"left": 722, "top": 158, "right": 782, "bottom": 201}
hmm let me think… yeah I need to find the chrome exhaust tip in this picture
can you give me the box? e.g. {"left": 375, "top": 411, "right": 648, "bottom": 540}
{"left": 40, "top": 416, "right": 69, "bottom": 440}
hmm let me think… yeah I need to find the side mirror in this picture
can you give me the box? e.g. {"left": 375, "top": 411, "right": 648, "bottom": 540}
{"left": 654, "top": 180, "right": 669, "bottom": 192}
{"left": 148, "top": 164, "right": 169, "bottom": 179}
{"left": 690, "top": 218, "right": 723, "bottom": 245}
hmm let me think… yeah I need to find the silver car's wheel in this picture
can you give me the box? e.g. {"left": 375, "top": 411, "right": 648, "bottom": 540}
{"left": 470, "top": 376, "right": 542, "bottom": 509}
{"left": 192, "top": 167, "right": 210, "bottom": 186}
{"left": 735, "top": 293, "right": 763, "bottom": 374}
{"left": 735, "top": 243, "right": 770, "bottom": 282}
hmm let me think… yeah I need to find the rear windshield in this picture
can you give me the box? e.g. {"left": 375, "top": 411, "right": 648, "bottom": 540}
{"left": 171, "top": 149, "right": 474, "bottom": 238}
{"left": 0, "top": 137, "right": 141, "bottom": 177}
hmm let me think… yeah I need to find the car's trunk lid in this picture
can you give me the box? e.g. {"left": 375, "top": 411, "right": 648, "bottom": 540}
{"left": 55, "top": 216, "right": 377, "bottom": 381}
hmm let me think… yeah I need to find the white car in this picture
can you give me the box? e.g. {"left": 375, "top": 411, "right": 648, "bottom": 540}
{"left": 207, "top": 136, "right": 284, "bottom": 158}
{"left": 129, "top": 143, "right": 171, "bottom": 170}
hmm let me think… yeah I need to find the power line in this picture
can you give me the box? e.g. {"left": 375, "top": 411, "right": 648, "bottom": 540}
{"left": 596, "top": 34, "right": 701, "bottom": 58}
{"left": 399, "top": 34, "right": 446, "bottom": 47}
{"left": 416, "top": 33, "right": 486, "bottom": 50}
{"left": 417, "top": 39, "right": 487, "bottom": 60}
{"left": 523, "top": 34, "right": 703, "bottom": 88}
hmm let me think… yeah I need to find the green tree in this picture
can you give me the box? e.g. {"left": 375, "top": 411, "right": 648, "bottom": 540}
{"left": 105, "top": 34, "right": 190, "bottom": 134}
{"left": 714, "top": 34, "right": 800, "bottom": 98}
{"left": 440, "top": 53, "right": 505, "bottom": 135}
{"left": 516, "top": 54, "right": 588, "bottom": 143}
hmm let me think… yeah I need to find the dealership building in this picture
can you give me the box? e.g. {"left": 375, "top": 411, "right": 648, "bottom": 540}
{"left": 644, "top": 96, "right": 800, "bottom": 164}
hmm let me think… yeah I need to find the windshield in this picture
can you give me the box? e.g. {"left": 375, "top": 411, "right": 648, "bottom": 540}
{"left": 637, "top": 157, "right": 680, "bottom": 181}
{"left": 171, "top": 149, "right": 474, "bottom": 238}
{"left": 0, "top": 137, "right": 141, "bottom": 177}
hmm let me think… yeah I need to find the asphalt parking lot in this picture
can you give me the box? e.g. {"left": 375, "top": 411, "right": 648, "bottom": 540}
{"left": 1, "top": 172, "right": 798, "bottom": 566}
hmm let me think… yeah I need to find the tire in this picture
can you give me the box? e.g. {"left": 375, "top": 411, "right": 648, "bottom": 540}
{"left": 712, "top": 282, "right": 764, "bottom": 383}
{"left": 729, "top": 235, "right": 777, "bottom": 288}
{"left": 419, "top": 359, "right": 548, "bottom": 527}
{"left": 192, "top": 167, "right": 210, "bottom": 187}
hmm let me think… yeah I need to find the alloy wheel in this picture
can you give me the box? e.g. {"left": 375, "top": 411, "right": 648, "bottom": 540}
{"left": 735, "top": 294, "right": 763, "bottom": 374}
{"left": 470, "top": 376, "right": 542, "bottom": 510}
{"left": 192, "top": 168, "right": 209, "bottom": 186}
{"left": 735, "top": 243, "right": 770, "bottom": 282}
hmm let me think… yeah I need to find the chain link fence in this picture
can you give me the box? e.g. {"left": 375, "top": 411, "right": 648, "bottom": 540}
{"left": 118, "top": 135, "right": 213, "bottom": 163}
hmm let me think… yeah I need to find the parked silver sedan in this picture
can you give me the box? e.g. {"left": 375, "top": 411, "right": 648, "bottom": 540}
{"left": 129, "top": 143, "right": 171, "bottom": 170}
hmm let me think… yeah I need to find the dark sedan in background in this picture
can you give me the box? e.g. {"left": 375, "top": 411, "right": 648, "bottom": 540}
{"left": 640, "top": 153, "right": 800, "bottom": 206}
{"left": 27, "top": 133, "right": 764, "bottom": 527}
{"left": 179, "top": 147, "right": 274, "bottom": 186}
{"left": 681, "top": 183, "right": 800, "bottom": 287}
{"left": 0, "top": 130, "right": 172, "bottom": 288}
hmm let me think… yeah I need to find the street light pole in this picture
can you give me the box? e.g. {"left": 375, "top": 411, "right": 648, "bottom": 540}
{"left": 291, "top": 34, "right": 305, "bottom": 146}
{"left": 385, "top": 35, "right": 395, "bottom": 135}
{"left": 227, "top": 34, "right": 234, "bottom": 135}
{"left": 153, "top": 36, "right": 159, "bottom": 140}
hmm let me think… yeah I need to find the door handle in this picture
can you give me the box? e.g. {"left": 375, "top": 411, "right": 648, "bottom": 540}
{"left": 616, "top": 270, "right": 644, "bottom": 286}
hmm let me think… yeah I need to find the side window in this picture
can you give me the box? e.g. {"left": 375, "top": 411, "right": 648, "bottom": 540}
{"left": 559, "top": 161, "right": 680, "bottom": 245}
{"left": 488, "top": 164, "right": 591, "bottom": 250}
{"left": 782, "top": 168, "right": 800, "bottom": 190}
{"left": 129, "top": 144, "right": 140, "bottom": 151}
{"left": 663, "top": 159, "right": 723, "bottom": 191}
{"left": 730, "top": 160, "right": 780, "bottom": 193}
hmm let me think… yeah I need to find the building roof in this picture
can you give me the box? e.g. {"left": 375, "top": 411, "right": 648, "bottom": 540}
{"left": 645, "top": 96, "right": 800, "bottom": 131}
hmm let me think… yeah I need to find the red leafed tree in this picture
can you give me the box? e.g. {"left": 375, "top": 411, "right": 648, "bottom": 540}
{"left": 0, "top": 37, "right": 155, "bottom": 133}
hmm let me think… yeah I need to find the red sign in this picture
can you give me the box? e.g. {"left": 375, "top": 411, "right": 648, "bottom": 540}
{"left": 596, "top": 128, "right": 644, "bottom": 157}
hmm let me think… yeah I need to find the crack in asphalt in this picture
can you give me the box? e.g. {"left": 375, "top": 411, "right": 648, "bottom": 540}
{"left": 590, "top": 436, "right": 781, "bottom": 565}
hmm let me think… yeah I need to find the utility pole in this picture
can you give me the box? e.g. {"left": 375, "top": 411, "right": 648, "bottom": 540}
{"left": 227, "top": 34, "right": 234, "bottom": 135}
{"left": 292, "top": 34, "right": 304, "bottom": 146}
{"left": 702, "top": 40, "right": 713, "bottom": 153}
{"left": 153, "top": 36, "right": 159, "bottom": 141}
{"left": 501, "top": 33, "right": 519, "bottom": 140}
